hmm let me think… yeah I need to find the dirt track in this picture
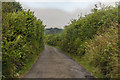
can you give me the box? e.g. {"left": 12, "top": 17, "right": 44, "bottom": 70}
{"left": 24, "top": 45, "right": 93, "bottom": 78}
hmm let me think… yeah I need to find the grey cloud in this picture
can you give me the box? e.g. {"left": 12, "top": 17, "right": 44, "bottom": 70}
{"left": 34, "top": 8, "right": 81, "bottom": 28}
{"left": 23, "top": 7, "right": 92, "bottom": 29}
{"left": 20, "top": 1, "right": 115, "bottom": 29}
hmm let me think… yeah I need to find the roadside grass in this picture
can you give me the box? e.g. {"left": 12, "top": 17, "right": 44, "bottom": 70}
{"left": 18, "top": 54, "right": 37, "bottom": 75}
{"left": 77, "top": 55, "right": 104, "bottom": 78}
{"left": 18, "top": 49, "right": 44, "bottom": 77}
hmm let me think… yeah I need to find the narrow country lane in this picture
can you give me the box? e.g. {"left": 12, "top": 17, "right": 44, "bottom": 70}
{"left": 23, "top": 45, "right": 93, "bottom": 78}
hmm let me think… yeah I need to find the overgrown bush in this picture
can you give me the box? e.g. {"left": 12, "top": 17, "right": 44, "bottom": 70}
{"left": 2, "top": 2, "right": 44, "bottom": 78}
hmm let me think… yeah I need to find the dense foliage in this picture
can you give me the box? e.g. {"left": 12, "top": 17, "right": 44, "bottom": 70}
{"left": 2, "top": 2, "right": 44, "bottom": 78}
{"left": 2, "top": 2, "right": 22, "bottom": 13}
{"left": 46, "top": 5, "right": 119, "bottom": 78}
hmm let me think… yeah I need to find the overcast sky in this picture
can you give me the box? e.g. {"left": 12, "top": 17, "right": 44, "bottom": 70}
{"left": 15, "top": 0, "right": 118, "bottom": 29}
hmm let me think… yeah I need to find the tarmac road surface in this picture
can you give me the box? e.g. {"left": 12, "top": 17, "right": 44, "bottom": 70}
{"left": 24, "top": 45, "right": 93, "bottom": 78}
